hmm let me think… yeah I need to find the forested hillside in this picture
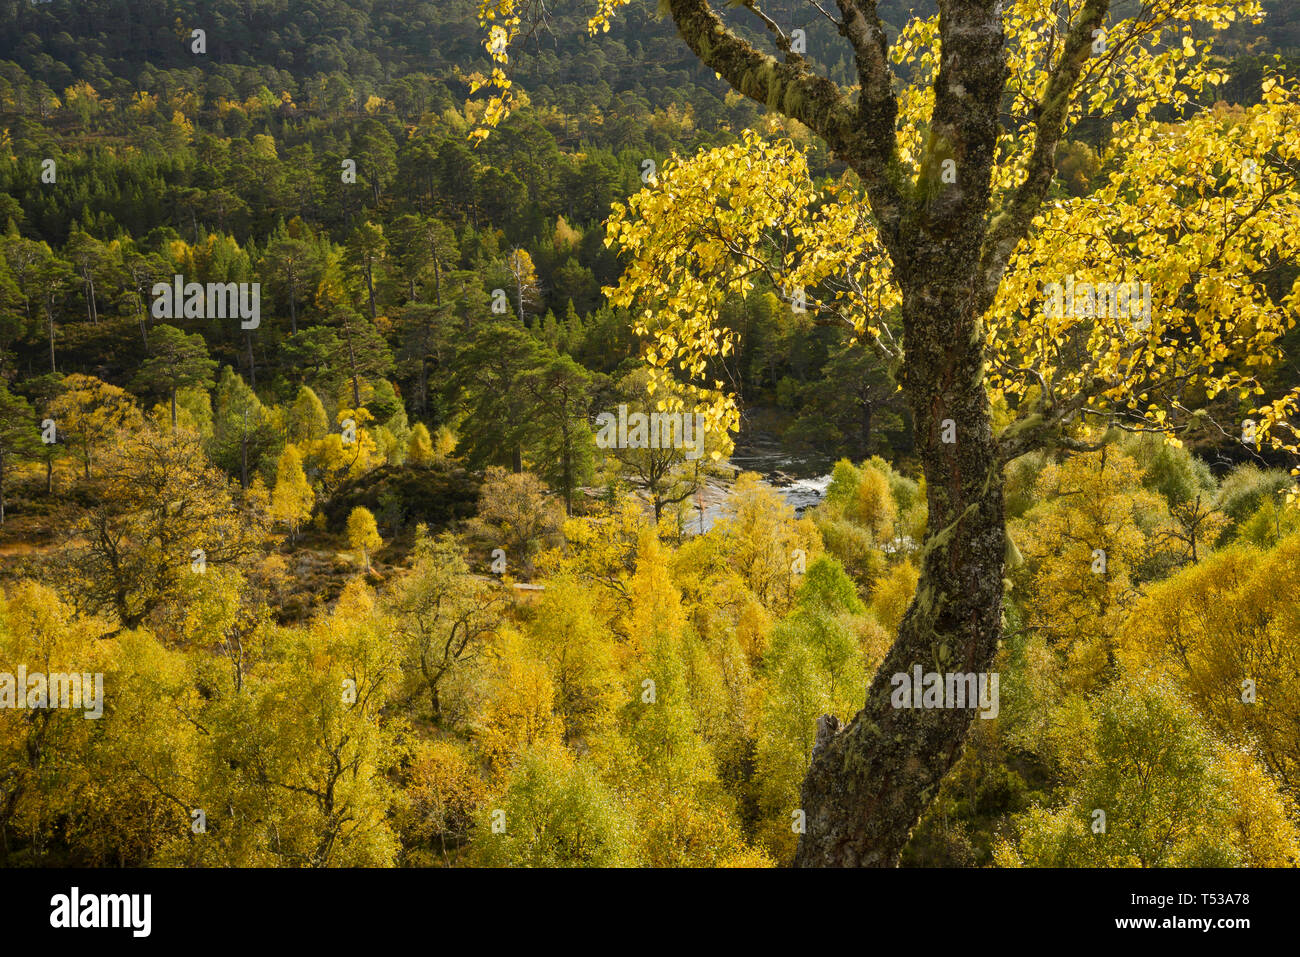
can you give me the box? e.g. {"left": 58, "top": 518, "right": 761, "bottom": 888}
{"left": 0, "top": 0, "right": 1297, "bottom": 869}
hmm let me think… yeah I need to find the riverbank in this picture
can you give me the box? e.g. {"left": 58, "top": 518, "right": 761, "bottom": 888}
{"left": 692, "top": 430, "right": 835, "bottom": 533}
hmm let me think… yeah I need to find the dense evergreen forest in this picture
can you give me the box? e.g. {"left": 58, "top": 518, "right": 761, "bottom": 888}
{"left": 0, "top": 0, "right": 1297, "bottom": 868}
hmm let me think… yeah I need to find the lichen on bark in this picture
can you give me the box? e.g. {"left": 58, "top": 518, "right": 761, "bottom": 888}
{"left": 655, "top": 0, "right": 1112, "bottom": 866}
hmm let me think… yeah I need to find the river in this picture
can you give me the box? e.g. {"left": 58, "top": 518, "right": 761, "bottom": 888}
{"left": 691, "top": 434, "right": 834, "bottom": 533}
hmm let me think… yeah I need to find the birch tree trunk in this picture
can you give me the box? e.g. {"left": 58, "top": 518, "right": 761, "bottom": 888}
{"left": 661, "top": 0, "right": 1109, "bottom": 865}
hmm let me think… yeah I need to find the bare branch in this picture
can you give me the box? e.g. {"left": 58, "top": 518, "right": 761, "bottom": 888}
{"left": 741, "top": 0, "right": 793, "bottom": 54}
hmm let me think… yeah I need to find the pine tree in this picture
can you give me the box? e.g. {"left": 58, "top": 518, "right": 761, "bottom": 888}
{"left": 132, "top": 325, "right": 217, "bottom": 432}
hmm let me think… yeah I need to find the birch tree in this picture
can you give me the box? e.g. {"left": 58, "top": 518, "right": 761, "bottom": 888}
{"left": 472, "top": 0, "right": 1300, "bottom": 865}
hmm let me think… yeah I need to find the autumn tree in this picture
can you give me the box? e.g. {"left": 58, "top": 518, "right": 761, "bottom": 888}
{"left": 1119, "top": 533, "right": 1300, "bottom": 800}
{"left": 470, "top": 745, "right": 630, "bottom": 867}
{"left": 301, "top": 407, "right": 386, "bottom": 498}
{"left": 468, "top": 467, "right": 565, "bottom": 577}
{"left": 995, "top": 679, "right": 1300, "bottom": 867}
{"left": 0, "top": 383, "right": 38, "bottom": 523}
{"left": 478, "top": 0, "right": 1300, "bottom": 865}
{"left": 503, "top": 247, "right": 540, "bottom": 322}
{"left": 713, "top": 472, "right": 821, "bottom": 614}
{"left": 269, "top": 445, "right": 315, "bottom": 542}
{"left": 389, "top": 531, "right": 508, "bottom": 721}
{"left": 526, "top": 575, "right": 621, "bottom": 745}
{"left": 755, "top": 556, "right": 875, "bottom": 859}
{"left": 406, "top": 422, "right": 435, "bottom": 465}
{"left": 208, "top": 582, "right": 403, "bottom": 865}
{"left": 1010, "top": 448, "right": 1173, "bottom": 687}
{"left": 394, "top": 739, "right": 487, "bottom": 864}
{"left": 47, "top": 373, "right": 141, "bottom": 480}
{"left": 287, "top": 385, "right": 331, "bottom": 444}
{"left": 346, "top": 505, "right": 383, "bottom": 570}
{"left": 60, "top": 424, "right": 270, "bottom": 630}
{"left": 0, "top": 582, "right": 111, "bottom": 860}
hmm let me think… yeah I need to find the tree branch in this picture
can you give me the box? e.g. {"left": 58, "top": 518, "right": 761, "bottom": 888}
{"left": 665, "top": 0, "right": 905, "bottom": 240}
{"left": 977, "top": 0, "right": 1111, "bottom": 311}
{"left": 833, "top": 0, "right": 906, "bottom": 239}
